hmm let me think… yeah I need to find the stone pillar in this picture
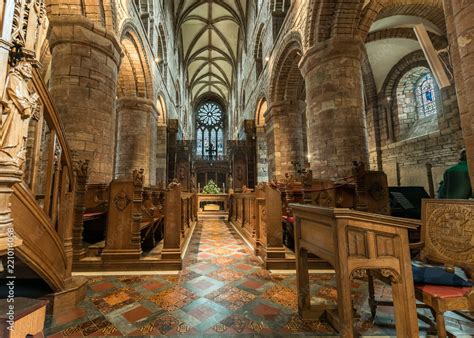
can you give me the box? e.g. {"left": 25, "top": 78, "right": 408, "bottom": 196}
{"left": 115, "top": 97, "right": 158, "bottom": 186}
{"left": 48, "top": 16, "right": 122, "bottom": 184}
{"left": 155, "top": 123, "right": 168, "bottom": 186}
{"left": 300, "top": 36, "right": 369, "bottom": 179}
{"left": 265, "top": 100, "right": 306, "bottom": 179}
{"left": 444, "top": 0, "right": 474, "bottom": 188}
{"left": 256, "top": 126, "right": 268, "bottom": 182}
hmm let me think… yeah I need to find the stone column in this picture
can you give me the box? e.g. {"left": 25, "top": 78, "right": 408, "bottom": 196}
{"left": 300, "top": 36, "right": 369, "bottom": 179}
{"left": 265, "top": 100, "right": 306, "bottom": 179}
{"left": 444, "top": 0, "right": 474, "bottom": 188}
{"left": 256, "top": 126, "right": 268, "bottom": 182}
{"left": 115, "top": 97, "right": 158, "bottom": 186}
{"left": 155, "top": 123, "right": 168, "bottom": 186}
{"left": 48, "top": 16, "right": 122, "bottom": 184}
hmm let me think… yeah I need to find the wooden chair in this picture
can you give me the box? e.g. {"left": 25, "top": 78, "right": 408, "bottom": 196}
{"left": 415, "top": 199, "right": 474, "bottom": 337}
{"left": 369, "top": 199, "right": 474, "bottom": 338}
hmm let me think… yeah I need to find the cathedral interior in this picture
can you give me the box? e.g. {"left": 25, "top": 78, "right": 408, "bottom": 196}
{"left": 0, "top": 0, "right": 474, "bottom": 337}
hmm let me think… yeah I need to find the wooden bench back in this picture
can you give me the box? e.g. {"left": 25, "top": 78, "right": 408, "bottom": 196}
{"left": 84, "top": 183, "right": 109, "bottom": 212}
{"left": 421, "top": 199, "right": 474, "bottom": 274}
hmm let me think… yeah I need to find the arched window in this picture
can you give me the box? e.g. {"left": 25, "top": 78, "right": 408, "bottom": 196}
{"left": 196, "top": 102, "right": 224, "bottom": 159}
{"left": 415, "top": 73, "right": 437, "bottom": 117}
{"left": 395, "top": 66, "right": 440, "bottom": 140}
{"left": 254, "top": 25, "right": 264, "bottom": 78}
{"left": 156, "top": 25, "right": 167, "bottom": 82}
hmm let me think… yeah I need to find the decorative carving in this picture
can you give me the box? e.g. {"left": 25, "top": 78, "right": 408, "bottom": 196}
{"left": 380, "top": 268, "right": 400, "bottom": 282}
{"left": 53, "top": 142, "right": 62, "bottom": 170}
{"left": 351, "top": 269, "right": 368, "bottom": 280}
{"left": 426, "top": 204, "right": 474, "bottom": 262}
{"left": 11, "top": 0, "right": 46, "bottom": 61}
{"left": 168, "top": 180, "right": 180, "bottom": 190}
{"left": 73, "top": 159, "right": 90, "bottom": 178}
{"left": 368, "top": 182, "right": 385, "bottom": 201}
{"left": 113, "top": 190, "right": 131, "bottom": 212}
{"left": 133, "top": 168, "right": 144, "bottom": 186}
{"left": 1, "top": 61, "right": 40, "bottom": 167}
{"left": 284, "top": 172, "right": 294, "bottom": 187}
{"left": 312, "top": 191, "right": 333, "bottom": 207}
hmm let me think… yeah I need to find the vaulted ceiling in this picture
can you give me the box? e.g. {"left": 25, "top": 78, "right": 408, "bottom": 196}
{"left": 175, "top": 0, "right": 247, "bottom": 105}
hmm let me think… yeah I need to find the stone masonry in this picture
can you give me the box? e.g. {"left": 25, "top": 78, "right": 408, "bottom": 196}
{"left": 300, "top": 36, "right": 369, "bottom": 179}
{"left": 48, "top": 16, "right": 121, "bottom": 184}
{"left": 115, "top": 97, "right": 158, "bottom": 186}
{"left": 265, "top": 101, "right": 306, "bottom": 179}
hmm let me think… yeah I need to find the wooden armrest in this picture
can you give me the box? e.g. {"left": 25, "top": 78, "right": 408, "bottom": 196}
{"left": 140, "top": 221, "right": 152, "bottom": 231}
{"left": 409, "top": 241, "right": 425, "bottom": 250}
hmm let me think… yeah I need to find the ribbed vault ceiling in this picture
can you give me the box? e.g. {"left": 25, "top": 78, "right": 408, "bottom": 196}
{"left": 175, "top": 0, "right": 247, "bottom": 104}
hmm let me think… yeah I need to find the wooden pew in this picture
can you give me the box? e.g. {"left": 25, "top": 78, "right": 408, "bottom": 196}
{"left": 82, "top": 183, "right": 108, "bottom": 245}
{"left": 141, "top": 187, "right": 165, "bottom": 249}
{"left": 162, "top": 182, "right": 197, "bottom": 261}
{"left": 291, "top": 204, "right": 420, "bottom": 338}
{"left": 229, "top": 183, "right": 289, "bottom": 268}
{"left": 72, "top": 173, "right": 196, "bottom": 271}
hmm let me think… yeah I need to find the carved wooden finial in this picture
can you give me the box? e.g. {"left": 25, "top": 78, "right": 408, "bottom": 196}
{"left": 133, "top": 168, "right": 145, "bottom": 186}
{"left": 167, "top": 179, "right": 180, "bottom": 191}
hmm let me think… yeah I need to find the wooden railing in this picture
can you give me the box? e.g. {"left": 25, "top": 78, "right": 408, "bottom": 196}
{"left": 9, "top": 68, "right": 77, "bottom": 292}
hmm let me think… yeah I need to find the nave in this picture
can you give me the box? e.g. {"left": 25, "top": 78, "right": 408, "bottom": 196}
{"left": 45, "top": 220, "right": 473, "bottom": 337}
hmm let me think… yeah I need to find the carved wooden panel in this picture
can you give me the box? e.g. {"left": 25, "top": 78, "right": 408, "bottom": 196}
{"left": 422, "top": 199, "right": 474, "bottom": 271}
{"left": 375, "top": 234, "right": 396, "bottom": 258}
{"left": 347, "top": 229, "right": 367, "bottom": 258}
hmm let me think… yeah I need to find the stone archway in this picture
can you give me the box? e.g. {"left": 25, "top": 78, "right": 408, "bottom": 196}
{"left": 255, "top": 97, "right": 268, "bottom": 182}
{"left": 155, "top": 94, "right": 168, "bottom": 185}
{"left": 115, "top": 25, "right": 157, "bottom": 185}
{"left": 268, "top": 37, "right": 307, "bottom": 179}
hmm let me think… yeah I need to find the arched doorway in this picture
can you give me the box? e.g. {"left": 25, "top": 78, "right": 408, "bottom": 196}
{"left": 255, "top": 97, "right": 269, "bottom": 182}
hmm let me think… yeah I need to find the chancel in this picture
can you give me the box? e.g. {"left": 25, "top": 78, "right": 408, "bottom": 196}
{"left": 0, "top": 0, "right": 473, "bottom": 337}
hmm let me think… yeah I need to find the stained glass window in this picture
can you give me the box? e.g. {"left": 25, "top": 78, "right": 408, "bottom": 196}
{"left": 196, "top": 102, "right": 224, "bottom": 159}
{"left": 415, "top": 73, "right": 438, "bottom": 117}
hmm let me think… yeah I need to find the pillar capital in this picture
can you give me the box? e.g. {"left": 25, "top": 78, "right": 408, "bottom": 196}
{"left": 266, "top": 100, "right": 306, "bottom": 120}
{"left": 299, "top": 35, "right": 365, "bottom": 76}
{"left": 48, "top": 15, "right": 122, "bottom": 67}
{"left": 117, "top": 96, "right": 158, "bottom": 120}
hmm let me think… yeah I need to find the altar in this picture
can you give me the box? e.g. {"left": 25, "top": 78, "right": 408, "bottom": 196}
{"left": 197, "top": 194, "right": 229, "bottom": 220}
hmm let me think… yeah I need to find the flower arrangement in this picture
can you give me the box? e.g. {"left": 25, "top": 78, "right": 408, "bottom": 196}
{"left": 202, "top": 180, "right": 221, "bottom": 194}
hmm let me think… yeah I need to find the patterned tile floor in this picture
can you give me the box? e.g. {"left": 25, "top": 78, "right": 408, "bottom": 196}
{"left": 45, "top": 220, "right": 474, "bottom": 337}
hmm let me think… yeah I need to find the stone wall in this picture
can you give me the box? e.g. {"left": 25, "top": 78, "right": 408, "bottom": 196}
{"left": 370, "top": 54, "right": 464, "bottom": 192}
